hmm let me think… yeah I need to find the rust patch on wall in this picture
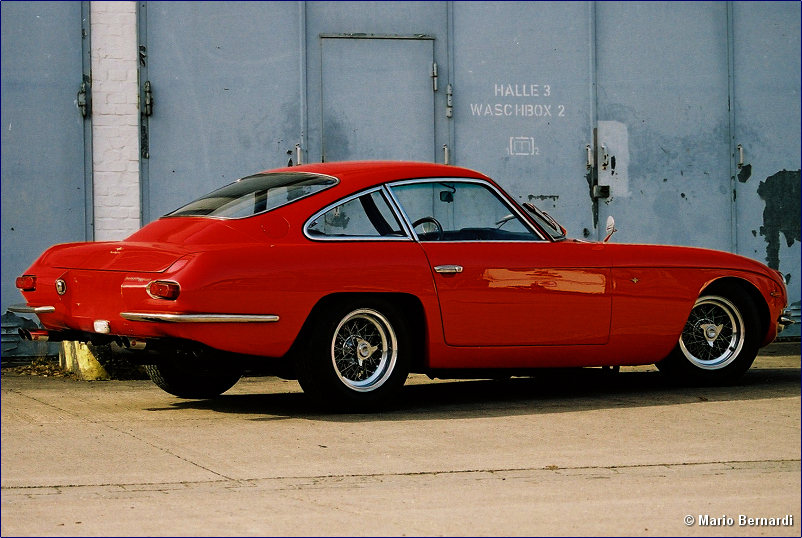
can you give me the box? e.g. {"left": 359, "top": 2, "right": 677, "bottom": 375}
{"left": 757, "top": 169, "right": 801, "bottom": 270}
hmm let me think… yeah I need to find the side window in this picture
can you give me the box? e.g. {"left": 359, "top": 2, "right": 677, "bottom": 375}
{"left": 306, "top": 189, "right": 406, "bottom": 238}
{"left": 391, "top": 181, "right": 540, "bottom": 241}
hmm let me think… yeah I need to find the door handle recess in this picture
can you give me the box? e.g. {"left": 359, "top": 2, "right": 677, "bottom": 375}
{"left": 434, "top": 265, "right": 463, "bottom": 274}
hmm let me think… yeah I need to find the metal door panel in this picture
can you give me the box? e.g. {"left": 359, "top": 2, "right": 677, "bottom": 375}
{"left": 420, "top": 242, "right": 612, "bottom": 347}
{"left": 452, "top": 1, "right": 595, "bottom": 240}
{"left": 594, "top": 2, "right": 731, "bottom": 250}
{"left": 320, "top": 37, "right": 435, "bottom": 162}
{"left": 731, "top": 1, "right": 801, "bottom": 322}
{"left": 1, "top": 1, "right": 89, "bottom": 314}
{"left": 303, "top": 1, "right": 449, "bottom": 162}
{"left": 141, "top": 1, "right": 301, "bottom": 222}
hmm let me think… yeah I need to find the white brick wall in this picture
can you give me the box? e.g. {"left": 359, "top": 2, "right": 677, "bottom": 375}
{"left": 91, "top": 1, "right": 140, "bottom": 241}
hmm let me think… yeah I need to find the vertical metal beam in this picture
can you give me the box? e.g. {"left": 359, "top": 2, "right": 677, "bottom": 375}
{"left": 81, "top": 0, "right": 94, "bottom": 241}
{"left": 299, "top": 1, "right": 308, "bottom": 163}
{"left": 446, "top": 0, "right": 455, "bottom": 164}
{"left": 137, "top": 1, "right": 150, "bottom": 224}
{"left": 588, "top": 0, "right": 600, "bottom": 240}
{"left": 726, "top": 1, "right": 738, "bottom": 254}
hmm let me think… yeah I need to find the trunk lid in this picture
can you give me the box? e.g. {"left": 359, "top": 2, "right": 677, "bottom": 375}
{"left": 39, "top": 242, "right": 192, "bottom": 273}
{"left": 38, "top": 217, "right": 263, "bottom": 273}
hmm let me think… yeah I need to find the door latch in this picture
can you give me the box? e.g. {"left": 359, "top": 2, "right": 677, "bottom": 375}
{"left": 295, "top": 143, "right": 303, "bottom": 166}
{"left": 77, "top": 81, "right": 90, "bottom": 118}
{"left": 143, "top": 80, "right": 153, "bottom": 117}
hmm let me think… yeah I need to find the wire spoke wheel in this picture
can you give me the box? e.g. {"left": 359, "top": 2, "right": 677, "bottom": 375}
{"left": 331, "top": 308, "right": 398, "bottom": 392}
{"left": 678, "top": 295, "right": 745, "bottom": 370}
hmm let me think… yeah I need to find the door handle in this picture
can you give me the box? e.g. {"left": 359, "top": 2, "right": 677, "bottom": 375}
{"left": 434, "top": 265, "right": 463, "bottom": 274}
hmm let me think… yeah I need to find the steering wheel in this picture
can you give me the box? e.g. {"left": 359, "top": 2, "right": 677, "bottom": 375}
{"left": 412, "top": 216, "right": 444, "bottom": 241}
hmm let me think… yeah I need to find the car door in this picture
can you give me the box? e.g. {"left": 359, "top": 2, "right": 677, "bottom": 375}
{"left": 389, "top": 179, "right": 612, "bottom": 347}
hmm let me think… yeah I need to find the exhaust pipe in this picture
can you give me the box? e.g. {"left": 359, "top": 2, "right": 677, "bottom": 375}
{"left": 18, "top": 328, "right": 148, "bottom": 350}
{"left": 121, "top": 336, "right": 147, "bottom": 351}
{"left": 18, "top": 328, "right": 52, "bottom": 342}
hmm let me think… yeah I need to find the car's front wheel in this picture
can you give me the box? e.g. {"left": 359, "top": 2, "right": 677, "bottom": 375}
{"left": 296, "top": 299, "right": 411, "bottom": 411}
{"left": 144, "top": 348, "right": 243, "bottom": 398}
{"left": 657, "top": 288, "right": 761, "bottom": 384}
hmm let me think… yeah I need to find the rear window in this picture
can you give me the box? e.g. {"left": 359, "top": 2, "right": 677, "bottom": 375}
{"left": 165, "top": 172, "right": 338, "bottom": 218}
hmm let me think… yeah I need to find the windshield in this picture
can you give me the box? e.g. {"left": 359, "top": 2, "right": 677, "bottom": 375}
{"left": 165, "top": 172, "right": 338, "bottom": 218}
{"left": 522, "top": 202, "right": 566, "bottom": 240}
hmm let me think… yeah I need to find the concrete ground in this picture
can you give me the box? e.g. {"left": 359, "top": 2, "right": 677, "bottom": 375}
{"left": 2, "top": 343, "right": 799, "bottom": 537}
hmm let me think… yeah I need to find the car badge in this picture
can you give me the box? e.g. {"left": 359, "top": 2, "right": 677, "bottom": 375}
{"left": 55, "top": 279, "right": 67, "bottom": 295}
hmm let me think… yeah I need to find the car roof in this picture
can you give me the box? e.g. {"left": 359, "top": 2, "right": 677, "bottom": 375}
{"left": 262, "top": 160, "right": 491, "bottom": 194}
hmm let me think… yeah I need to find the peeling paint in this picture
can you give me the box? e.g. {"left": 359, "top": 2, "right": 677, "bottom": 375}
{"left": 585, "top": 167, "right": 599, "bottom": 228}
{"left": 597, "top": 120, "right": 630, "bottom": 197}
{"left": 528, "top": 194, "right": 559, "bottom": 202}
{"left": 737, "top": 163, "right": 752, "bottom": 183}
{"left": 757, "top": 170, "right": 801, "bottom": 270}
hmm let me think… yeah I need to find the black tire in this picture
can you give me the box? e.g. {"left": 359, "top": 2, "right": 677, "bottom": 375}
{"left": 296, "top": 299, "right": 411, "bottom": 411}
{"left": 656, "top": 286, "right": 761, "bottom": 384}
{"left": 144, "top": 349, "right": 243, "bottom": 399}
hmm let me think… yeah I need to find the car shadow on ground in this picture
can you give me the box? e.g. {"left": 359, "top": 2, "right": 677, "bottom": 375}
{"left": 152, "top": 365, "right": 801, "bottom": 422}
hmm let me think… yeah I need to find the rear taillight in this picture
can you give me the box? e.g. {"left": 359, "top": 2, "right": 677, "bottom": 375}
{"left": 147, "top": 280, "right": 180, "bottom": 300}
{"left": 15, "top": 275, "right": 36, "bottom": 291}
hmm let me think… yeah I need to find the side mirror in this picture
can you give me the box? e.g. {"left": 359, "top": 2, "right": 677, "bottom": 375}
{"left": 604, "top": 215, "right": 617, "bottom": 243}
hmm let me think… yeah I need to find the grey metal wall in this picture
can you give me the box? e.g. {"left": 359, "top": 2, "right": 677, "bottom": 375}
{"left": 1, "top": 1, "right": 92, "bottom": 315}
{"left": 138, "top": 1, "right": 302, "bottom": 221}
{"left": 731, "top": 1, "right": 801, "bottom": 332}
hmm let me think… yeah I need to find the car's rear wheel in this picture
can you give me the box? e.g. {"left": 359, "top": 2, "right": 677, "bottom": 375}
{"left": 296, "top": 299, "right": 411, "bottom": 411}
{"left": 657, "top": 288, "right": 761, "bottom": 384}
{"left": 144, "top": 348, "right": 243, "bottom": 398}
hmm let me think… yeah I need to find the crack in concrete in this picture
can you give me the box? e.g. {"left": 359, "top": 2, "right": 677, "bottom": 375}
{"left": 4, "top": 388, "right": 237, "bottom": 482}
{"left": 4, "top": 458, "right": 799, "bottom": 492}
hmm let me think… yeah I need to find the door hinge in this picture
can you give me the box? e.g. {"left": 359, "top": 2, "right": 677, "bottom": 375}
{"left": 143, "top": 80, "right": 154, "bottom": 117}
{"left": 446, "top": 84, "right": 453, "bottom": 118}
{"left": 77, "top": 81, "right": 91, "bottom": 118}
{"left": 431, "top": 62, "right": 438, "bottom": 92}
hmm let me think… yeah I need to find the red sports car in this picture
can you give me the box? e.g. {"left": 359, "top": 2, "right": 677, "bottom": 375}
{"left": 12, "top": 161, "right": 792, "bottom": 410}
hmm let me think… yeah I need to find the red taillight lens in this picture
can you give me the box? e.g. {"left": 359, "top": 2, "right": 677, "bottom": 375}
{"left": 15, "top": 275, "right": 36, "bottom": 291}
{"left": 147, "top": 280, "right": 180, "bottom": 300}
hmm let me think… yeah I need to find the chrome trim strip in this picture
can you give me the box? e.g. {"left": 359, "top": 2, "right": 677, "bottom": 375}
{"left": 382, "top": 184, "right": 416, "bottom": 238}
{"left": 387, "top": 177, "right": 549, "bottom": 242}
{"left": 120, "top": 312, "right": 279, "bottom": 323}
{"left": 8, "top": 304, "right": 56, "bottom": 314}
{"left": 302, "top": 186, "right": 415, "bottom": 242}
{"left": 384, "top": 183, "right": 420, "bottom": 240}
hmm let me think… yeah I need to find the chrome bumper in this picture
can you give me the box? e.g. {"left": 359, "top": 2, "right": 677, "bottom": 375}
{"left": 778, "top": 309, "right": 796, "bottom": 332}
{"left": 7, "top": 303, "right": 55, "bottom": 314}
